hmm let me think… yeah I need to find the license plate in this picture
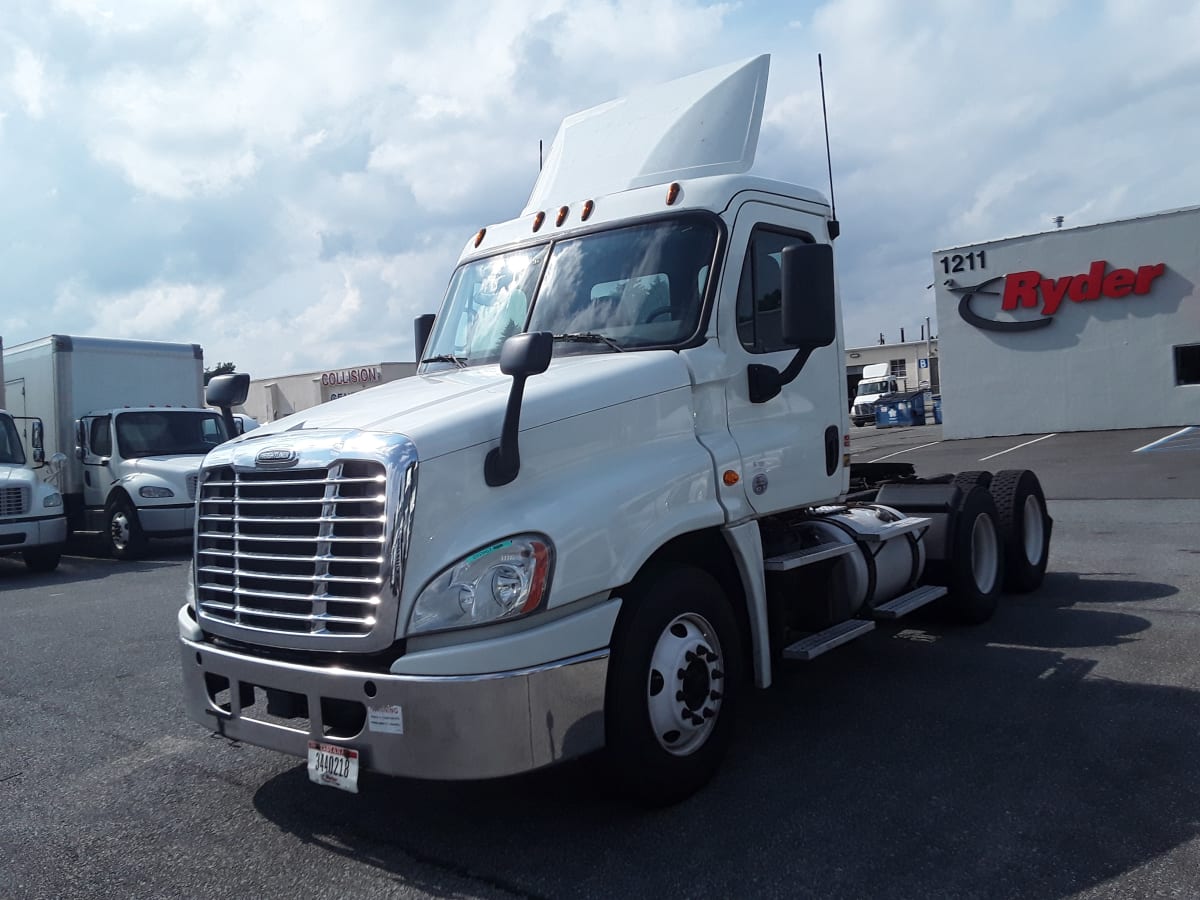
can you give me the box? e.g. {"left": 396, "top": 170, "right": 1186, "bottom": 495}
{"left": 307, "top": 740, "right": 359, "bottom": 793}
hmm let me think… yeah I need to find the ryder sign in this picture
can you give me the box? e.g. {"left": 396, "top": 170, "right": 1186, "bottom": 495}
{"left": 953, "top": 260, "right": 1166, "bottom": 332}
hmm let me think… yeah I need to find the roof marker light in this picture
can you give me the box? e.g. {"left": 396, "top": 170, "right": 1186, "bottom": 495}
{"left": 666, "top": 182, "right": 681, "bottom": 206}
{"left": 474, "top": 228, "right": 486, "bottom": 247}
{"left": 581, "top": 200, "right": 594, "bottom": 221}
{"left": 532, "top": 211, "right": 545, "bottom": 232}
{"left": 556, "top": 206, "right": 569, "bottom": 227}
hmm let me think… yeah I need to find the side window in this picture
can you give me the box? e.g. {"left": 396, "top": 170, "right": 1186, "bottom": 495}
{"left": 89, "top": 416, "right": 112, "bottom": 457}
{"left": 736, "top": 227, "right": 814, "bottom": 354}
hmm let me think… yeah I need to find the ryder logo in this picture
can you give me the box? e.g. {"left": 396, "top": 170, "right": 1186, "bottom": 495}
{"left": 951, "top": 260, "right": 1166, "bottom": 332}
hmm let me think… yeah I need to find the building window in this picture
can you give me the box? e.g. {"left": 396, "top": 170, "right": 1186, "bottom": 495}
{"left": 1176, "top": 344, "right": 1200, "bottom": 385}
{"left": 889, "top": 359, "right": 907, "bottom": 380}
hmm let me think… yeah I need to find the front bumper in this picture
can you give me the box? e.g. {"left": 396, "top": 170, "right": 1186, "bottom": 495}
{"left": 138, "top": 502, "right": 194, "bottom": 536}
{"left": 0, "top": 514, "right": 67, "bottom": 552}
{"left": 179, "top": 627, "right": 609, "bottom": 781}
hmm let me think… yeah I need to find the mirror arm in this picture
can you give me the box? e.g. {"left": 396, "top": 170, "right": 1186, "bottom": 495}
{"left": 747, "top": 347, "right": 817, "bottom": 404}
{"left": 484, "top": 376, "right": 531, "bottom": 487}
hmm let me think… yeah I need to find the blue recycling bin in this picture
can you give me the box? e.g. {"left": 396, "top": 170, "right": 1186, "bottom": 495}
{"left": 874, "top": 394, "right": 913, "bottom": 428}
{"left": 933, "top": 395, "right": 942, "bottom": 425}
{"left": 908, "top": 390, "right": 929, "bottom": 426}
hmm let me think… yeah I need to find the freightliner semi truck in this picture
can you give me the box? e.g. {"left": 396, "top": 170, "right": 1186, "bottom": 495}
{"left": 182, "top": 56, "right": 1053, "bottom": 804}
{"left": 4, "top": 335, "right": 232, "bottom": 560}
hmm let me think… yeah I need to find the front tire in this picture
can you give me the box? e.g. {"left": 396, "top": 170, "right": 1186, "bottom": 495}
{"left": 605, "top": 565, "right": 743, "bottom": 806}
{"left": 106, "top": 497, "right": 147, "bottom": 560}
{"left": 23, "top": 546, "right": 62, "bottom": 573}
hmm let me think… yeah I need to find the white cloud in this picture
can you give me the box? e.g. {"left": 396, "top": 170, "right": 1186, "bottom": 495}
{"left": 9, "top": 46, "right": 52, "bottom": 118}
{"left": 2, "top": 0, "right": 1198, "bottom": 373}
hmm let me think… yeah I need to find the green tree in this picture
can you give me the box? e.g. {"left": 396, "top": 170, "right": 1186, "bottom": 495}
{"left": 204, "top": 362, "right": 237, "bottom": 385}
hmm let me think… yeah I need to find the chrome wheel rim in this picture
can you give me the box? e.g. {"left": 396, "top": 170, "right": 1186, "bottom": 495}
{"left": 971, "top": 513, "right": 1000, "bottom": 594}
{"left": 647, "top": 612, "right": 725, "bottom": 757}
{"left": 111, "top": 510, "right": 131, "bottom": 551}
{"left": 1022, "top": 494, "right": 1045, "bottom": 565}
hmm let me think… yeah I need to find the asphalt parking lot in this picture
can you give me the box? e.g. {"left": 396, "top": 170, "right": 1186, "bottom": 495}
{"left": 2, "top": 424, "right": 1198, "bottom": 899}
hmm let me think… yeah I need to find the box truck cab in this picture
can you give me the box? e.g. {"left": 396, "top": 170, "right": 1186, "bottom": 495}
{"left": 0, "top": 409, "right": 67, "bottom": 572}
{"left": 3, "top": 336, "right": 230, "bottom": 559}
{"left": 851, "top": 362, "right": 898, "bottom": 426}
{"left": 179, "top": 57, "right": 1053, "bottom": 805}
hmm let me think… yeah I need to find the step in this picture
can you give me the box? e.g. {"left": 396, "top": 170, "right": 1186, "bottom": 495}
{"left": 764, "top": 541, "right": 856, "bottom": 572}
{"left": 856, "top": 516, "right": 930, "bottom": 544}
{"left": 871, "top": 584, "right": 948, "bottom": 620}
{"left": 782, "top": 619, "right": 876, "bottom": 661}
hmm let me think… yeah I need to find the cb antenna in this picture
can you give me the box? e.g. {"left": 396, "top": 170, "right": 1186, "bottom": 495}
{"left": 818, "top": 54, "right": 840, "bottom": 240}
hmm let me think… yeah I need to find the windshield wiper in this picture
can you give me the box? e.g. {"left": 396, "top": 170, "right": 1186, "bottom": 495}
{"left": 552, "top": 332, "right": 625, "bottom": 352}
{"left": 420, "top": 354, "right": 469, "bottom": 368}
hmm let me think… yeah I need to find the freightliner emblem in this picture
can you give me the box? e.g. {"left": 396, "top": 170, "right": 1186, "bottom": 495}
{"left": 256, "top": 448, "right": 299, "bottom": 468}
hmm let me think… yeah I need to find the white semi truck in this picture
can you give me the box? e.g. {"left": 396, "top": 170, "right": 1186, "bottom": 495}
{"left": 181, "top": 57, "right": 1053, "bottom": 804}
{"left": 850, "top": 362, "right": 899, "bottom": 426}
{"left": 4, "top": 335, "right": 231, "bottom": 559}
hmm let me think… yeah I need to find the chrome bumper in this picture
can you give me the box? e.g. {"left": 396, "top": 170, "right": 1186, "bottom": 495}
{"left": 179, "top": 633, "right": 609, "bottom": 780}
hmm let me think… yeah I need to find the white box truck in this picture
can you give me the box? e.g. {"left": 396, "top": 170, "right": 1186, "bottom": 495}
{"left": 4, "top": 335, "right": 232, "bottom": 559}
{"left": 181, "top": 57, "right": 1053, "bottom": 804}
{"left": 0, "top": 406, "right": 67, "bottom": 572}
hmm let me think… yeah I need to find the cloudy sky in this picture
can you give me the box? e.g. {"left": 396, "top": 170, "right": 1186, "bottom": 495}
{"left": 2, "top": 0, "right": 1198, "bottom": 377}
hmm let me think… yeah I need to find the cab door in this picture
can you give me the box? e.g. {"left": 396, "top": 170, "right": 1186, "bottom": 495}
{"left": 721, "top": 202, "right": 847, "bottom": 514}
{"left": 79, "top": 414, "right": 114, "bottom": 511}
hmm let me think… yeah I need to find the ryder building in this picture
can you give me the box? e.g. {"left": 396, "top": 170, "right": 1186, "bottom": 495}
{"left": 932, "top": 205, "right": 1199, "bottom": 439}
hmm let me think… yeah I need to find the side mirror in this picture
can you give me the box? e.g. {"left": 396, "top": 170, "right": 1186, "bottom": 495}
{"left": 414, "top": 314, "right": 436, "bottom": 361}
{"left": 781, "top": 242, "right": 837, "bottom": 348}
{"left": 74, "top": 419, "right": 86, "bottom": 461}
{"left": 484, "top": 332, "right": 554, "bottom": 487}
{"left": 206, "top": 372, "right": 250, "bottom": 408}
{"left": 206, "top": 373, "right": 251, "bottom": 437}
{"left": 748, "top": 242, "right": 837, "bottom": 403}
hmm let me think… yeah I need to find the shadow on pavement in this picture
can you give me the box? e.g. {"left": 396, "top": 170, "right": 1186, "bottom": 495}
{"left": 251, "top": 591, "right": 1200, "bottom": 899}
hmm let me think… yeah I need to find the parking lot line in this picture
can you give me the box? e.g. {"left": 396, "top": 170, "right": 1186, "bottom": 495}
{"left": 869, "top": 440, "right": 943, "bottom": 462}
{"left": 1132, "top": 426, "right": 1196, "bottom": 453}
{"left": 978, "top": 433, "right": 1057, "bottom": 462}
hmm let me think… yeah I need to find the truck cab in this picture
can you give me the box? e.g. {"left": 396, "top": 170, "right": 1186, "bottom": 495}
{"left": 179, "top": 56, "right": 1052, "bottom": 804}
{"left": 851, "top": 363, "right": 899, "bottom": 426}
{"left": 0, "top": 410, "right": 67, "bottom": 572}
{"left": 74, "top": 406, "right": 230, "bottom": 559}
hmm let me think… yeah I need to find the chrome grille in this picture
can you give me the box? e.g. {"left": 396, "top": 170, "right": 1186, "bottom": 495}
{"left": 186, "top": 473, "right": 198, "bottom": 501}
{"left": 195, "top": 461, "right": 388, "bottom": 638}
{"left": 0, "top": 487, "right": 29, "bottom": 516}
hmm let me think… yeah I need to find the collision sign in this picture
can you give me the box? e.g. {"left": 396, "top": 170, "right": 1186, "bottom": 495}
{"left": 951, "top": 260, "right": 1167, "bottom": 332}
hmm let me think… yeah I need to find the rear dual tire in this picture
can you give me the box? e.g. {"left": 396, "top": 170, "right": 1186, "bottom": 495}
{"left": 989, "top": 469, "right": 1051, "bottom": 593}
{"left": 928, "top": 486, "right": 1004, "bottom": 624}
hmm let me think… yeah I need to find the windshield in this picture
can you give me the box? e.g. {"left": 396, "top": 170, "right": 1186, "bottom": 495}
{"left": 0, "top": 415, "right": 25, "bottom": 465}
{"left": 115, "top": 411, "right": 229, "bottom": 458}
{"left": 422, "top": 215, "right": 718, "bottom": 367}
{"left": 856, "top": 380, "right": 890, "bottom": 395}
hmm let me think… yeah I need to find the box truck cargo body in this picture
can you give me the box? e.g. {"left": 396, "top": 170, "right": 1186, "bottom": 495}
{"left": 3, "top": 335, "right": 229, "bottom": 558}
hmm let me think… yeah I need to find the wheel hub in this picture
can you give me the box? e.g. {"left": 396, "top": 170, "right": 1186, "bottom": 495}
{"left": 647, "top": 613, "right": 725, "bottom": 756}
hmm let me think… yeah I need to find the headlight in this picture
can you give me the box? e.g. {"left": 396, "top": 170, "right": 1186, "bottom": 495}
{"left": 139, "top": 485, "right": 175, "bottom": 499}
{"left": 409, "top": 534, "right": 553, "bottom": 635}
{"left": 43, "top": 492, "right": 63, "bottom": 508}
